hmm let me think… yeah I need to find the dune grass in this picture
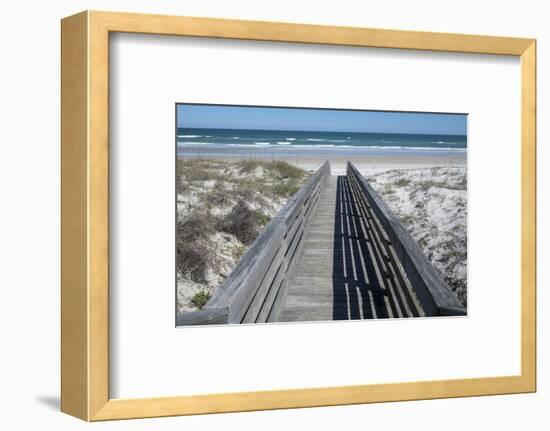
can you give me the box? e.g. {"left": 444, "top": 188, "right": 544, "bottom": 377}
{"left": 176, "top": 158, "right": 308, "bottom": 312}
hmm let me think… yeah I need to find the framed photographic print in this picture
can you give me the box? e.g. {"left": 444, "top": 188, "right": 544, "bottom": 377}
{"left": 175, "top": 104, "right": 467, "bottom": 325}
{"left": 61, "top": 10, "right": 536, "bottom": 421}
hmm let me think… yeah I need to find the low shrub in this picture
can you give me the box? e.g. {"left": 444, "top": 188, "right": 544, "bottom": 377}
{"left": 270, "top": 160, "right": 304, "bottom": 180}
{"left": 256, "top": 212, "right": 270, "bottom": 226}
{"left": 394, "top": 178, "right": 411, "bottom": 187}
{"left": 273, "top": 181, "right": 300, "bottom": 197}
{"left": 237, "top": 159, "right": 261, "bottom": 173}
{"left": 218, "top": 200, "right": 263, "bottom": 245}
{"left": 191, "top": 290, "right": 212, "bottom": 309}
{"left": 205, "top": 182, "right": 232, "bottom": 207}
{"left": 176, "top": 211, "right": 217, "bottom": 282}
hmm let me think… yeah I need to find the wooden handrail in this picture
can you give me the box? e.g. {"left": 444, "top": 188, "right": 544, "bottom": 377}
{"left": 347, "top": 161, "right": 466, "bottom": 316}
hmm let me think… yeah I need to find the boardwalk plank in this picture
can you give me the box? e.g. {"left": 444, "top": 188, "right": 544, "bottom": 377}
{"left": 276, "top": 174, "right": 430, "bottom": 323}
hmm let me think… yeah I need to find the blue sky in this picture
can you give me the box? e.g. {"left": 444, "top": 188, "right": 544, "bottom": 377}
{"left": 177, "top": 104, "right": 467, "bottom": 135}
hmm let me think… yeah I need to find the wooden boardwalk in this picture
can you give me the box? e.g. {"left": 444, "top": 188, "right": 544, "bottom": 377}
{"left": 277, "top": 175, "right": 425, "bottom": 322}
{"left": 179, "top": 162, "right": 464, "bottom": 326}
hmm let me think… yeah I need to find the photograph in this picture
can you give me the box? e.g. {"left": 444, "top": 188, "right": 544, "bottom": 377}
{"left": 175, "top": 104, "right": 467, "bottom": 325}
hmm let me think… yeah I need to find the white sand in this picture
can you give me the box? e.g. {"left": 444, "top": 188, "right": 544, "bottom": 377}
{"left": 180, "top": 149, "right": 466, "bottom": 176}
{"left": 365, "top": 166, "right": 467, "bottom": 306}
{"left": 288, "top": 153, "right": 466, "bottom": 175}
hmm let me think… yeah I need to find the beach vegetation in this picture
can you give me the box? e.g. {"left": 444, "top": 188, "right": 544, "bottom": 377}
{"left": 256, "top": 212, "right": 271, "bottom": 226}
{"left": 178, "top": 158, "right": 225, "bottom": 182}
{"left": 218, "top": 200, "right": 265, "bottom": 245}
{"left": 177, "top": 158, "right": 308, "bottom": 312}
{"left": 233, "top": 244, "right": 247, "bottom": 260}
{"left": 191, "top": 290, "right": 212, "bottom": 309}
{"left": 418, "top": 179, "right": 467, "bottom": 192}
{"left": 237, "top": 159, "right": 262, "bottom": 173}
{"left": 394, "top": 178, "right": 411, "bottom": 187}
{"left": 270, "top": 160, "right": 304, "bottom": 180}
{"left": 176, "top": 211, "right": 218, "bottom": 283}
{"left": 273, "top": 182, "right": 300, "bottom": 197}
{"left": 205, "top": 182, "right": 232, "bottom": 207}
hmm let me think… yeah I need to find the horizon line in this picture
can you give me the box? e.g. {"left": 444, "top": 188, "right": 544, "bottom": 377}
{"left": 177, "top": 126, "right": 467, "bottom": 136}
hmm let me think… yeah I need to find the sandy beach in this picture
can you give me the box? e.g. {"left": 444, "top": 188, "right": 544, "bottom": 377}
{"left": 293, "top": 153, "right": 466, "bottom": 174}
{"left": 177, "top": 144, "right": 466, "bottom": 174}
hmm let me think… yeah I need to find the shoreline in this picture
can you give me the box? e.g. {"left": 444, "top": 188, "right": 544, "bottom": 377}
{"left": 177, "top": 146, "right": 466, "bottom": 175}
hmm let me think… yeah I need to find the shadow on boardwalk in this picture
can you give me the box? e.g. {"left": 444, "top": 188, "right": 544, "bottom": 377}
{"left": 277, "top": 174, "right": 422, "bottom": 323}
{"left": 332, "top": 176, "right": 420, "bottom": 320}
{"left": 332, "top": 176, "right": 388, "bottom": 319}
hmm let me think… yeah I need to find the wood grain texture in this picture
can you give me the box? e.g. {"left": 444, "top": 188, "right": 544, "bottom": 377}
{"left": 278, "top": 177, "right": 338, "bottom": 321}
{"left": 61, "top": 11, "right": 88, "bottom": 421}
{"left": 278, "top": 173, "right": 428, "bottom": 322}
{"left": 520, "top": 41, "right": 536, "bottom": 390}
{"left": 88, "top": 11, "right": 111, "bottom": 419}
{"left": 60, "top": 10, "right": 536, "bottom": 421}
{"left": 175, "top": 307, "right": 229, "bottom": 326}
{"left": 347, "top": 162, "right": 465, "bottom": 315}
{"left": 90, "top": 10, "right": 533, "bottom": 55}
{"left": 92, "top": 374, "right": 534, "bottom": 420}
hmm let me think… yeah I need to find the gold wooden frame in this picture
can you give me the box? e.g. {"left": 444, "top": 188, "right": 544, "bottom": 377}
{"left": 61, "top": 10, "right": 537, "bottom": 421}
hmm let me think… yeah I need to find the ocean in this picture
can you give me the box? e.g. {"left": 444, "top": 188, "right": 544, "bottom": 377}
{"left": 176, "top": 128, "right": 467, "bottom": 158}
